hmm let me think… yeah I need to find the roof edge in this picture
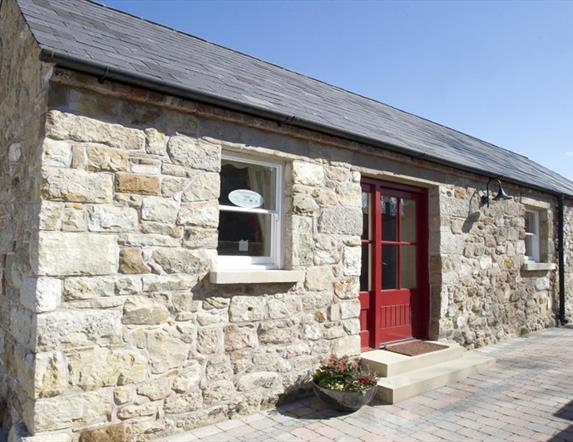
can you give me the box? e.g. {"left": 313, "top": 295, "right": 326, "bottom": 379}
{"left": 40, "top": 47, "right": 572, "bottom": 199}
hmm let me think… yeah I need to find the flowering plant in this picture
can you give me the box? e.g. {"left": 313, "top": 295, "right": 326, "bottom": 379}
{"left": 312, "top": 354, "right": 376, "bottom": 393}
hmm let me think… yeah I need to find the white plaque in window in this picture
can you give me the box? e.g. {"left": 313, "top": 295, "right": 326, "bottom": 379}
{"left": 228, "top": 189, "right": 264, "bottom": 208}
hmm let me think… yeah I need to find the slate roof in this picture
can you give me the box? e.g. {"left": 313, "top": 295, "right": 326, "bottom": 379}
{"left": 15, "top": 0, "right": 573, "bottom": 196}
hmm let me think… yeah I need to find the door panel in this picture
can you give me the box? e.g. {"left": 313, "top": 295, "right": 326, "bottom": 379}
{"left": 359, "top": 180, "right": 428, "bottom": 350}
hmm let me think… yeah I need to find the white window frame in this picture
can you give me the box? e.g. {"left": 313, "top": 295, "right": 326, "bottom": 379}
{"left": 217, "top": 152, "right": 283, "bottom": 270}
{"left": 524, "top": 210, "right": 540, "bottom": 262}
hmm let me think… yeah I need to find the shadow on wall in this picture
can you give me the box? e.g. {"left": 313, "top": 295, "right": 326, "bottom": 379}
{"left": 462, "top": 189, "right": 481, "bottom": 234}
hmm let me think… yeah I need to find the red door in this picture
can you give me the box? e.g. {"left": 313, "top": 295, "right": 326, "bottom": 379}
{"left": 359, "top": 179, "right": 429, "bottom": 350}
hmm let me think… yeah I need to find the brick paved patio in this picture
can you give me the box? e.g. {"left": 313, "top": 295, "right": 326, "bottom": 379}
{"left": 160, "top": 327, "right": 573, "bottom": 441}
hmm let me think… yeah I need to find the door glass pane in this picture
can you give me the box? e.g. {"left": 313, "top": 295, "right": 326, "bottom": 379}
{"left": 362, "top": 192, "right": 371, "bottom": 240}
{"left": 218, "top": 211, "right": 271, "bottom": 256}
{"left": 220, "top": 159, "right": 276, "bottom": 210}
{"left": 382, "top": 245, "right": 397, "bottom": 289}
{"left": 401, "top": 245, "right": 416, "bottom": 289}
{"left": 360, "top": 244, "right": 371, "bottom": 291}
{"left": 400, "top": 198, "right": 416, "bottom": 243}
{"left": 381, "top": 196, "right": 398, "bottom": 241}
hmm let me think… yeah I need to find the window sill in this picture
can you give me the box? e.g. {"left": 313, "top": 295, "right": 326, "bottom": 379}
{"left": 521, "top": 262, "right": 556, "bottom": 272}
{"left": 209, "top": 270, "right": 304, "bottom": 285}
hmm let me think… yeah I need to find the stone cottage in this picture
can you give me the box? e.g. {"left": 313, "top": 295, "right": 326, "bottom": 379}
{"left": 1, "top": 0, "right": 572, "bottom": 440}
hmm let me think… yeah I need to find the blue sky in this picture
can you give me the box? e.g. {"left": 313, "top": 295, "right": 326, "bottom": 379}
{"left": 102, "top": 0, "right": 573, "bottom": 181}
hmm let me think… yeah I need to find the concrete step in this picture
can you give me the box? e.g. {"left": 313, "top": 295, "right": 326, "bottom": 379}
{"left": 362, "top": 342, "right": 465, "bottom": 377}
{"left": 375, "top": 352, "right": 496, "bottom": 404}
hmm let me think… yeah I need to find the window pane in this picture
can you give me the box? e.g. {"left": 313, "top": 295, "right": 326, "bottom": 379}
{"left": 381, "top": 196, "right": 398, "bottom": 241}
{"left": 382, "top": 245, "right": 397, "bottom": 290}
{"left": 362, "top": 192, "right": 371, "bottom": 240}
{"left": 401, "top": 245, "right": 416, "bottom": 289}
{"left": 218, "top": 211, "right": 271, "bottom": 256}
{"left": 220, "top": 159, "right": 276, "bottom": 210}
{"left": 525, "top": 212, "right": 532, "bottom": 233}
{"left": 360, "top": 244, "right": 371, "bottom": 292}
{"left": 400, "top": 198, "right": 416, "bottom": 243}
{"left": 525, "top": 211, "right": 538, "bottom": 235}
{"left": 525, "top": 235, "right": 533, "bottom": 258}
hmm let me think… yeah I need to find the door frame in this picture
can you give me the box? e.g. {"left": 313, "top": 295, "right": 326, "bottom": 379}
{"left": 360, "top": 178, "right": 429, "bottom": 350}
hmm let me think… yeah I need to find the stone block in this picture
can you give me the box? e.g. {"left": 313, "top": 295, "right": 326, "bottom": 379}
{"left": 78, "top": 423, "right": 127, "bottom": 442}
{"left": 86, "top": 145, "right": 128, "bottom": 172}
{"left": 42, "top": 139, "right": 72, "bottom": 168}
{"left": 203, "top": 380, "right": 236, "bottom": 404}
{"left": 39, "top": 201, "right": 64, "bottom": 230}
{"left": 122, "top": 296, "right": 170, "bottom": 325}
{"left": 267, "top": 295, "right": 302, "bottom": 320}
{"left": 10, "top": 308, "right": 34, "bottom": 347}
{"left": 172, "top": 361, "right": 202, "bottom": 392}
{"left": 343, "top": 246, "right": 361, "bottom": 276}
{"left": 118, "top": 233, "right": 180, "bottom": 248}
{"left": 292, "top": 161, "right": 324, "bottom": 186}
{"left": 42, "top": 168, "right": 113, "bottom": 203}
{"left": 118, "top": 248, "right": 150, "bottom": 274}
{"left": 116, "top": 402, "right": 159, "bottom": 420}
{"left": 224, "top": 324, "right": 258, "bottom": 351}
{"left": 141, "top": 274, "right": 197, "bottom": 291}
{"left": 87, "top": 205, "right": 138, "bottom": 232}
{"left": 146, "top": 329, "right": 189, "bottom": 373}
{"left": 330, "top": 335, "right": 360, "bottom": 357}
{"left": 129, "top": 156, "right": 161, "bottom": 175}
{"left": 34, "top": 352, "right": 68, "bottom": 398}
{"left": 229, "top": 296, "right": 265, "bottom": 322}
{"left": 31, "top": 389, "right": 113, "bottom": 432}
{"left": 334, "top": 277, "right": 359, "bottom": 300}
{"left": 164, "top": 391, "right": 203, "bottom": 413}
{"left": 235, "top": 371, "right": 281, "bottom": 392}
{"left": 177, "top": 201, "right": 219, "bottom": 228}
{"left": 197, "top": 327, "right": 224, "bottom": 355}
{"left": 145, "top": 128, "right": 168, "bottom": 156}
{"left": 67, "top": 348, "right": 147, "bottom": 389}
{"left": 151, "top": 248, "right": 211, "bottom": 274}
{"left": 141, "top": 196, "right": 179, "bottom": 223}
{"left": 136, "top": 377, "right": 172, "bottom": 401}
{"left": 63, "top": 277, "right": 115, "bottom": 300}
{"left": 339, "top": 300, "right": 361, "bottom": 320}
{"left": 36, "top": 310, "right": 122, "bottom": 351}
{"left": 258, "top": 320, "right": 299, "bottom": 344}
{"left": 318, "top": 206, "right": 362, "bottom": 235}
{"left": 46, "top": 111, "right": 145, "bottom": 150}
{"left": 183, "top": 227, "right": 218, "bottom": 249}
{"left": 167, "top": 135, "right": 221, "bottom": 172}
{"left": 20, "top": 277, "right": 62, "bottom": 312}
{"left": 305, "top": 266, "right": 334, "bottom": 291}
{"left": 36, "top": 232, "right": 118, "bottom": 276}
{"left": 141, "top": 221, "right": 183, "bottom": 238}
{"left": 115, "top": 173, "right": 160, "bottom": 195}
{"left": 62, "top": 206, "right": 87, "bottom": 231}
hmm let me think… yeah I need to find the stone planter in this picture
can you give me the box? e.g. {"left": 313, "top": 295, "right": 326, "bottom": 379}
{"left": 312, "top": 381, "right": 376, "bottom": 412}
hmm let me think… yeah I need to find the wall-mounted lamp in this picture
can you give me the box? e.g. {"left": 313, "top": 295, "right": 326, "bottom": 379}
{"left": 480, "top": 178, "right": 512, "bottom": 207}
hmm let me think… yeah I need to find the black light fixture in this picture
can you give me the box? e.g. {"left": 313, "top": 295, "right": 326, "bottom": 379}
{"left": 480, "top": 178, "right": 512, "bottom": 207}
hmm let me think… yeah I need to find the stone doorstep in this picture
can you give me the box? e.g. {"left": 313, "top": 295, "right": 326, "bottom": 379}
{"left": 361, "top": 342, "right": 465, "bottom": 377}
{"left": 375, "top": 351, "right": 496, "bottom": 404}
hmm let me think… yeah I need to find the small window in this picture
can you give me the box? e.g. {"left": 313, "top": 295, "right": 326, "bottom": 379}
{"left": 217, "top": 153, "right": 283, "bottom": 269}
{"left": 524, "top": 210, "right": 540, "bottom": 262}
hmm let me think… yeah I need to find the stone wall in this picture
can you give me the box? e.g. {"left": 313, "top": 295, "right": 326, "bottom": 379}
{"left": 26, "top": 82, "right": 362, "bottom": 439}
{"left": 432, "top": 184, "right": 559, "bottom": 347}
{"left": 0, "top": 0, "right": 51, "bottom": 438}
{"left": 565, "top": 202, "right": 573, "bottom": 321}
